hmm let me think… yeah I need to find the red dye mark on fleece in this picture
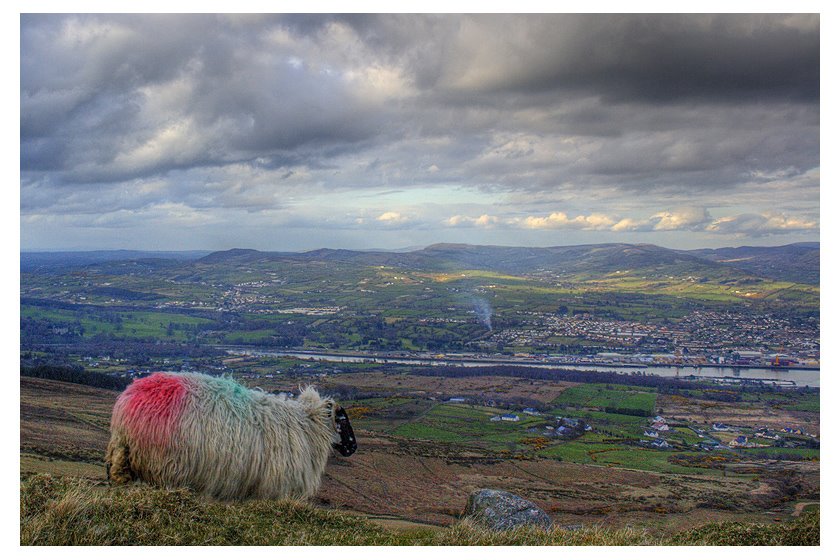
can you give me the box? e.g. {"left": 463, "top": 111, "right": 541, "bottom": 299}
{"left": 118, "top": 373, "right": 188, "bottom": 448}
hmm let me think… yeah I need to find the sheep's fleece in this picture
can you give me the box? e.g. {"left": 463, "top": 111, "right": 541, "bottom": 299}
{"left": 106, "top": 372, "right": 352, "bottom": 500}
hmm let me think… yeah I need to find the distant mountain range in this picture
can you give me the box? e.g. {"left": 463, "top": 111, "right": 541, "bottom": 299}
{"left": 685, "top": 243, "right": 819, "bottom": 285}
{"left": 19, "top": 250, "right": 210, "bottom": 272}
{"left": 21, "top": 242, "right": 819, "bottom": 285}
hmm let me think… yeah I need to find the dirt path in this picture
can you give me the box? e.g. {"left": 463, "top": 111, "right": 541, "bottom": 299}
{"left": 792, "top": 501, "right": 819, "bottom": 517}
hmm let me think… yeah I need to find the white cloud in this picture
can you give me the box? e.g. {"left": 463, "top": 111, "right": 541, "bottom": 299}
{"left": 650, "top": 207, "right": 711, "bottom": 231}
{"left": 610, "top": 217, "right": 649, "bottom": 232}
{"left": 706, "top": 212, "right": 818, "bottom": 236}
{"left": 520, "top": 211, "right": 616, "bottom": 230}
{"left": 446, "top": 214, "right": 499, "bottom": 227}
{"left": 377, "top": 211, "right": 409, "bottom": 224}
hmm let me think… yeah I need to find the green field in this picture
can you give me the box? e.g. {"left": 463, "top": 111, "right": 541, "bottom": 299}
{"left": 737, "top": 448, "right": 820, "bottom": 460}
{"left": 340, "top": 387, "right": 820, "bottom": 475}
{"left": 536, "top": 440, "right": 710, "bottom": 474}
{"left": 21, "top": 305, "right": 214, "bottom": 342}
{"left": 347, "top": 398, "right": 712, "bottom": 473}
{"left": 550, "top": 384, "right": 656, "bottom": 415}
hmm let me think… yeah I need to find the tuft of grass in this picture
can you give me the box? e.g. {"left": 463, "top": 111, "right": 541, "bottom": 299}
{"left": 428, "top": 519, "right": 663, "bottom": 545}
{"left": 20, "top": 475, "right": 818, "bottom": 546}
{"left": 672, "top": 511, "right": 820, "bottom": 546}
{"left": 20, "top": 475, "right": 401, "bottom": 546}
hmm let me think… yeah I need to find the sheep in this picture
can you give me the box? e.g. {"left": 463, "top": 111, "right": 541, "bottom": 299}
{"left": 105, "top": 371, "right": 356, "bottom": 501}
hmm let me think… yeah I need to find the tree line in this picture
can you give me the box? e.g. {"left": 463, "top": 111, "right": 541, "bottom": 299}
{"left": 21, "top": 364, "right": 133, "bottom": 391}
{"left": 397, "top": 363, "right": 819, "bottom": 396}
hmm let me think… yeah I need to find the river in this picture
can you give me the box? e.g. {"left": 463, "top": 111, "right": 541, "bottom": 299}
{"left": 226, "top": 349, "right": 820, "bottom": 387}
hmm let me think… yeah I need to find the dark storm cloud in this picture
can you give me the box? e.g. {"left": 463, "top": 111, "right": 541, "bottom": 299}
{"left": 20, "top": 14, "right": 820, "bottom": 247}
{"left": 496, "top": 14, "right": 816, "bottom": 101}
{"left": 325, "top": 14, "right": 818, "bottom": 101}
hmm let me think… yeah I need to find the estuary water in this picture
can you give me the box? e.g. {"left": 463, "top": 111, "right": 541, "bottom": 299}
{"left": 228, "top": 349, "right": 820, "bottom": 387}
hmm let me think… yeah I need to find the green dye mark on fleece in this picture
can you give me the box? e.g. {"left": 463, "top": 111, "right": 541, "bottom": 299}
{"left": 181, "top": 373, "right": 259, "bottom": 418}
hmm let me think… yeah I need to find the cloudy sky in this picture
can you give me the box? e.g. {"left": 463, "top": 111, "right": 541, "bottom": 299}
{"left": 20, "top": 13, "right": 820, "bottom": 251}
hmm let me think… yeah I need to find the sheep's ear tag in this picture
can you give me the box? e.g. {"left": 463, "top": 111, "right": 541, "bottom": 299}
{"left": 332, "top": 406, "right": 357, "bottom": 457}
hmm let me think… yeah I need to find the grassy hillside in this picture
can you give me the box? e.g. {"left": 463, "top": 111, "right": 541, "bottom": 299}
{"left": 20, "top": 475, "right": 818, "bottom": 546}
{"left": 686, "top": 243, "right": 819, "bottom": 285}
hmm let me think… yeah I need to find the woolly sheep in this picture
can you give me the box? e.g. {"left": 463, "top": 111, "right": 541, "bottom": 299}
{"left": 105, "top": 372, "right": 356, "bottom": 500}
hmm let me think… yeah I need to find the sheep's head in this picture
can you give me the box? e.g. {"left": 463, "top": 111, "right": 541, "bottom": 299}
{"left": 330, "top": 405, "right": 357, "bottom": 456}
{"left": 298, "top": 387, "right": 357, "bottom": 457}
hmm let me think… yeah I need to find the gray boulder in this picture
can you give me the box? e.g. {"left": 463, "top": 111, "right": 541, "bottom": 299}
{"left": 463, "top": 488, "right": 552, "bottom": 531}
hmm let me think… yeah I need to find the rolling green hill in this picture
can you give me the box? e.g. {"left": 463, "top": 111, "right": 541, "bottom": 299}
{"left": 22, "top": 242, "right": 819, "bottom": 285}
{"left": 686, "top": 243, "right": 819, "bottom": 285}
{"left": 195, "top": 242, "right": 751, "bottom": 277}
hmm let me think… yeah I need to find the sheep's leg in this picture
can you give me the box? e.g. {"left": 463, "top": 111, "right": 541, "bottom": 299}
{"left": 105, "top": 435, "right": 135, "bottom": 485}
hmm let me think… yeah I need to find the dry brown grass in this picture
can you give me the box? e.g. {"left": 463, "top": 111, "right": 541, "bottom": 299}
{"left": 20, "top": 376, "right": 117, "bottom": 465}
{"left": 20, "top": 475, "right": 818, "bottom": 546}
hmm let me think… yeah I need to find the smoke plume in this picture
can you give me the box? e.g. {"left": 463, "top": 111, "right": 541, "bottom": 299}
{"left": 471, "top": 297, "right": 493, "bottom": 331}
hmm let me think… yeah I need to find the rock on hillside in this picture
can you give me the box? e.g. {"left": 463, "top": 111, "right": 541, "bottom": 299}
{"left": 463, "top": 488, "right": 552, "bottom": 531}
